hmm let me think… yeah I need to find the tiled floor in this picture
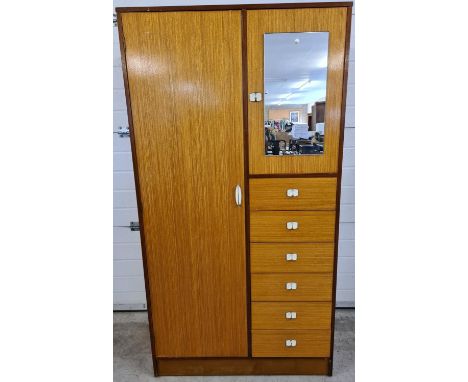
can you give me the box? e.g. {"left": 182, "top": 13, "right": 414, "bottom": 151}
{"left": 114, "top": 309, "right": 354, "bottom": 382}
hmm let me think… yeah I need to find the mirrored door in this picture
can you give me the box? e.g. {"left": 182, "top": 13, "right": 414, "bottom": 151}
{"left": 247, "top": 7, "right": 348, "bottom": 174}
{"left": 264, "top": 32, "right": 329, "bottom": 156}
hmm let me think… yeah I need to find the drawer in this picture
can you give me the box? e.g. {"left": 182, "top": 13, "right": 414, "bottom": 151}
{"left": 250, "top": 243, "right": 334, "bottom": 273}
{"left": 252, "top": 302, "right": 332, "bottom": 330}
{"left": 251, "top": 273, "right": 333, "bottom": 301}
{"left": 250, "top": 177, "right": 337, "bottom": 211}
{"left": 252, "top": 329, "right": 331, "bottom": 357}
{"left": 250, "top": 211, "right": 335, "bottom": 243}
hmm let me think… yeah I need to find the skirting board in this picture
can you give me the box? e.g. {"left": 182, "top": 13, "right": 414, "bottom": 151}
{"left": 336, "top": 300, "right": 355, "bottom": 308}
{"left": 113, "top": 303, "right": 147, "bottom": 311}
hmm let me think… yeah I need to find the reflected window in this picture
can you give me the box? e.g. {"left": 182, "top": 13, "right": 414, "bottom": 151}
{"left": 264, "top": 32, "right": 329, "bottom": 156}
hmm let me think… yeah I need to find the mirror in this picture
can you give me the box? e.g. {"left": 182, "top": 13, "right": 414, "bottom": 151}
{"left": 264, "top": 32, "right": 329, "bottom": 156}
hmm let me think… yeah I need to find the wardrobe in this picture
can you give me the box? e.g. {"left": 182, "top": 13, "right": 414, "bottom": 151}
{"left": 117, "top": 2, "right": 352, "bottom": 376}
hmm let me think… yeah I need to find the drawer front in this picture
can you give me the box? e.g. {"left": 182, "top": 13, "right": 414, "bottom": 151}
{"left": 250, "top": 177, "right": 337, "bottom": 211}
{"left": 250, "top": 243, "right": 334, "bottom": 273}
{"left": 252, "top": 302, "right": 332, "bottom": 330}
{"left": 250, "top": 211, "right": 335, "bottom": 243}
{"left": 252, "top": 329, "right": 331, "bottom": 357}
{"left": 251, "top": 273, "right": 333, "bottom": 301}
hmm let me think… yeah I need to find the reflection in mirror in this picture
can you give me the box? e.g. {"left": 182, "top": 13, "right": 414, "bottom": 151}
{"left": 264, "top": 32, "right": 329, "bottom": 156}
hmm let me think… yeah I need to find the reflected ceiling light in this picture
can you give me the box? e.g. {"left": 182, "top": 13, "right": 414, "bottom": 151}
{"left": 292, "top": 79, "right": 310, "bottom": 89}
{"left": 299, "top": 80, "right": 322, "bottom": 90}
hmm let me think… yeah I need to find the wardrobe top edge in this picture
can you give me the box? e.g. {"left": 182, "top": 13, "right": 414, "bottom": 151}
{"left": 115, "top": 2, "right": 353, "bottom": 14}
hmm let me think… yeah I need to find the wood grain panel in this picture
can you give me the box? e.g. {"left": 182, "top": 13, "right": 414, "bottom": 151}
{"left": 247, "top": 8, "right": 348, "bottom": 174}
{"left": 250, "top": 177, "right": 337, "bottom": 211}
{"left": 250, "top": 211, "right": 335, "bottom": 242}
{"left": 251, "top": 273, "right": 333, "bottom": 301}
{"left": 121, "top": 11, "right": 247, "bottom": 357}
{"left": 252, "top": 330, "right": 331, "bottom": 357}
{"left": 251, "top": 243, "right": 334, "bottom": 273}
{"left": 156, "top": 357, "right": 330, "bottom": 375}
{"left": 252, "top": 302, "right": 332, "bottom": 329}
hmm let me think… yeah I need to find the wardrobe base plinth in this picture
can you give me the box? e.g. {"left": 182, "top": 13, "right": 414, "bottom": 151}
{"left": 156, "top": 357, "right": 330, "bottom": 376}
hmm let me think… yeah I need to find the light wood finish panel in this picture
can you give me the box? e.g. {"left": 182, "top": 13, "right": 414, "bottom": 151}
{"left": 247, "top": 8, "right": 348, "bottom": 174}
{"left": 251, "top": 273, "right": 333, "bottom": 301}
{"left": 252, "top": 302, "right": 332, "bottom": 330}
{"left": 250, "top": 211, "right": 335, "bottom": 242}
{"left": 250, "top": 177, "right": 337, "bottom": 211}
{"left": 157, "top": 357, "right": 329, "bottom": 375}
{"left": 251, "top": 243, "right": 334, "bottom": 273}
{"left": 121, "top": 11, "right": 247, "bottom": 357}
{"left": 252, "top": 330, "right": 331, "bottom": 357}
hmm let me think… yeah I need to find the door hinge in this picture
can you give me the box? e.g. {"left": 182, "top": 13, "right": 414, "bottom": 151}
{"left": 129, "top": 222, "right": 140, "bottom": 231}
{"left": 114, "top": 126, "right": 130, "bottom": 138}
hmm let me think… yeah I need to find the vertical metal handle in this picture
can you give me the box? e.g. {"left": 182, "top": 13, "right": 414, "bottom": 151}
{"left": 235, "top": 185, "right": 242, "bottom": 206}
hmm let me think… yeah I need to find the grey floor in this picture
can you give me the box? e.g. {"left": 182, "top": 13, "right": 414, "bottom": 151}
{"left": 114, "top": 309, "right": 354, "bottom": 382}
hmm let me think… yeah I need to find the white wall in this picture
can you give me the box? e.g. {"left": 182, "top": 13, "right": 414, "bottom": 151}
{"left": 113, "top": 0, "right": 355, "bottom": 309}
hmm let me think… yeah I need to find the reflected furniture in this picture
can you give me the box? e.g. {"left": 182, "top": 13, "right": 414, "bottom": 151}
{"left": 117, "top": 2, "right": 352, "bottom": 377}
{"left": 312, "top": 101, "right": 326, "bottom": 131}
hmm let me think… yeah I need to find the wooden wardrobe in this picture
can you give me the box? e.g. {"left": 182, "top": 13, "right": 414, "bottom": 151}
{"left": 117, "top": 2, "right": 352, "bottom": 376}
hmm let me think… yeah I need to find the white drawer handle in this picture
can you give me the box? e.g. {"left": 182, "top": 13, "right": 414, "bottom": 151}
{"left": 286, "top": 282, "right": 297, "bottom": 290}
{"left": 286, "top": 222, "right": 298, "bottom": 230}
{"left": 285, "top": 311, "right": 297, "bottom": 320}
{"left": 286, "top": 189, "right": 299, "bottom": 197}
{"left": 286, "top": 253, "right": 298, "bottom": 261}
{"left": 285, "top": 339, "right": 297, "bottom": 347}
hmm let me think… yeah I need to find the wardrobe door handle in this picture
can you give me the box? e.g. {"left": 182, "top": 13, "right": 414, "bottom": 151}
{"left": 235, "top": 185, "right": 242, "bottom": 206}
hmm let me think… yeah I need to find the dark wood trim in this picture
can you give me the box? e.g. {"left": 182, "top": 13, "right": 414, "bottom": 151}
{"left": 328, "top": 5, "right": 353, "bottom": 377}
{"left": 241, "top": 9, "right": 252, "bottom": 358}
{"left": 116, "top": 2, "right": 353, "bottom": 13}
{"left": 249, "top": 173, "right": 338, "bottom": 179}
{"left": 116, "top": 13, "right": 158, "bottom": 377}
{"left": 156, "top": 357, "right": 329, "bottom": 376}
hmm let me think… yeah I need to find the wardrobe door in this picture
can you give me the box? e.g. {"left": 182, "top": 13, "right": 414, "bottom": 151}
{"left": 247, "top": 7, "right": 348, "bottom": 175}
{"left": 120, "top": 11, "right": 247, "bottom": 357}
